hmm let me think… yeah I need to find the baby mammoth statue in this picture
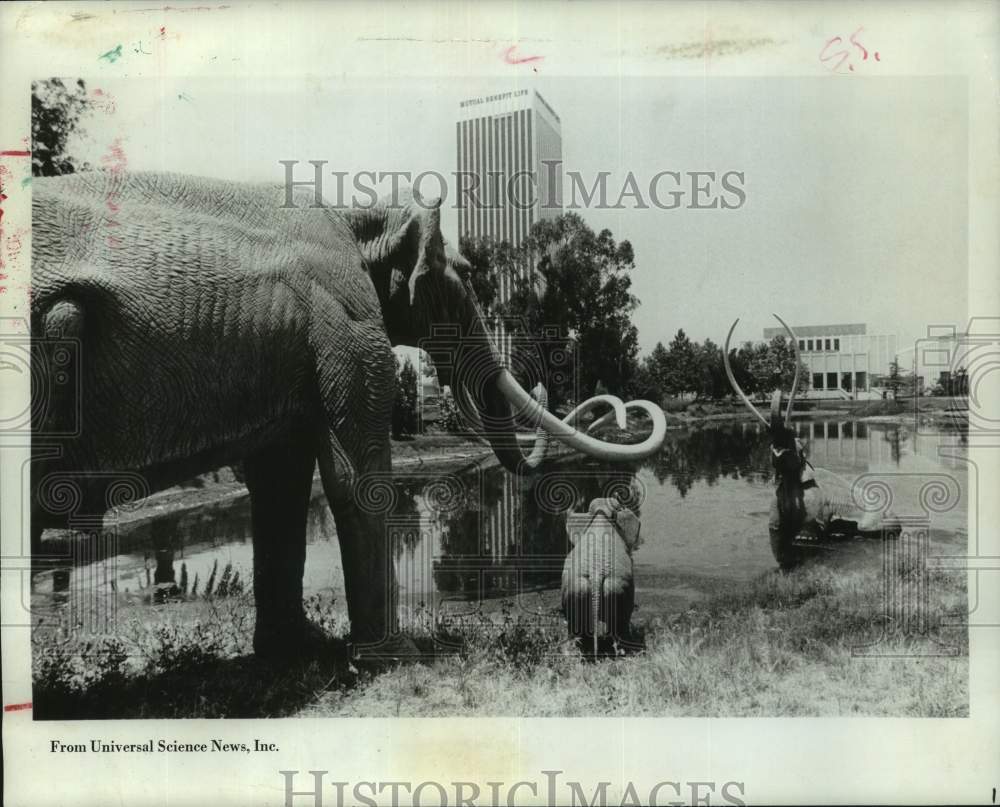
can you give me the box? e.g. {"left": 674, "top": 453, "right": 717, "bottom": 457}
{"left": 561, "top": 497, "right": 641, "bottom": 654}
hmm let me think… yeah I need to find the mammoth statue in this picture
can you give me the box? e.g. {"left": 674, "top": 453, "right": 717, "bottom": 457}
{"left": 724, "top": 315, "right": 901, "bottom": 569}
{"left": 30, "top": 171, "right": 666, "bottom": 660}
{"left": 562, "top": 497, "right": 641, "bottom": 654}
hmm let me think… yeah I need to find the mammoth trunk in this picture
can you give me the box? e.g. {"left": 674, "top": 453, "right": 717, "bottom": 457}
{"left": 453, "top": 356, "right": 546, "bottom": 474}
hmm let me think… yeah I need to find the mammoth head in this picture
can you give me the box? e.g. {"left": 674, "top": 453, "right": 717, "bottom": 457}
{"left": 724, "top": 315, "right": 810, "bottom": 486}
{"left": 342, "top": 188, "right": 470, "bottom": 349}
{"left": 342, "top": 187, "right": 669, "bottom": 475}
{"left": 567, "top": 497, "right": 642, "bottom": 552}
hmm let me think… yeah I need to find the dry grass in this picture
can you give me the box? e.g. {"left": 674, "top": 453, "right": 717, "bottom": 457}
{"left": 315, "top": 560, "right": 967, "bottom": 717}
{"left": 33, "top": 552, "right": 967, "bottom": 719}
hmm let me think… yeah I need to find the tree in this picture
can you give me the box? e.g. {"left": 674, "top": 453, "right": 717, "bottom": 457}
{"left": 633, "top": 332, "right": 808, "bottom": 405}
{"left": 391, "top": 355, "right": 419, "bottom": 438}
{"left": 951, "top": 366, "right": 969, "bottom": 397}
{"left": 883, "top": 359, "right": 907, "bottom": 398}
{"left": 632, "top": 341, "right": 669, "bottom": 402}
{"left": 520, "top": 215, "right": 639, "bottom": 401}
{"left": 460, "top": 214, "right": 641, "bottom": 408}
{"left": 692, "top": 338, "right": 728, "bottom": 400}
{"left": 746, "top": 336, "right": 808, "bottom": 397}
{"left": 31, "top": 78, "right": 93, "bottom": 177}
{"left": 457, "top": 235, "right": 516, "bottom": 321}
{"left": 663, "top": 329, "right": 698, "bottom": 396}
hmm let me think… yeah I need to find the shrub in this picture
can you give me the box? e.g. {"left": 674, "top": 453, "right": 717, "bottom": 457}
{"left": 659, "top": 396, "right": 689, "bottom": 414}
{"left": 392, "top": 356, "right": 420, "bottom": 438}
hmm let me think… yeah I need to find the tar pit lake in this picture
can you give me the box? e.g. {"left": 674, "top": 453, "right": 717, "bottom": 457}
{"left": 31, "top": 418, "right": 969, "bottom": 636}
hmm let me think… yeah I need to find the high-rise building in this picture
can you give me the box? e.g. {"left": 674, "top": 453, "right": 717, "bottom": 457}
{"left": 456, "top": 89, "right": 563, "bottom": 304}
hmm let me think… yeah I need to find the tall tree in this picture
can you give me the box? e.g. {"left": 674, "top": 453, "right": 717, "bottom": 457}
{"left": 747, "top": 335, "right": 807, "bottom": 396}
{"left": 693, "top": 338, "right": 727, "bottom": 400}
{"left": 31, "top": 78, "right": 93, "bottom": 177}
{"left": 663, "top": 329, "right": 698, "bottom": 396}
{"left": 461, "top": 214, "right": 641, "bottom": 408}
{"left": 633, "top": 341, "right": 670, "bottom": 402}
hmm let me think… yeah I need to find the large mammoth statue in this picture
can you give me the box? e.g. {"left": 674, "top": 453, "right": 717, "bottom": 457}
{"left": 724, "top": 315, "right": 901, "bottom": 569}
{"left": 30, "top": 172, "right": 666, "bottom": 660}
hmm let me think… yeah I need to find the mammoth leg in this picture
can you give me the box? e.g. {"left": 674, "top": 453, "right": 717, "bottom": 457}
{"left": 244, "top": 431, "right": 317, "bottom": 658}
{"left": 602, "top": 577, "right": 635, "bottom": 643}
{"left": 310, "top": 312, "right": 409, "bottom": 660}
{"left": 318, "top": 437, "right": 400, "bottom": 657}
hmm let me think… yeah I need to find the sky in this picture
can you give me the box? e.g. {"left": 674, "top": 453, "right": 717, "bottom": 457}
{"left": 66, "top": 74, "right": 968, "bottom": 356}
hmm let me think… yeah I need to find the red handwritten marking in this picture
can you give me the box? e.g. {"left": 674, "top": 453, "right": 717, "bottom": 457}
{"left": 503, "top": 45, "right": 543, "bottom": 65}
{"left": 159, "top": 26, "right": 167, "bottom": 36}
{"left": 0, "top": 150, "right": 30, "bottom": 157}
{"left": 100, "top": 139, "right": 128, "bottom": 248}
{"left": 849, "top": 28, "right": 868, "bottom": 60}
{"left": 4, "top": 702, "right": 32, "bottom": 712}
{"left": 819, "top": 27, "right": 880, "bottom": 74}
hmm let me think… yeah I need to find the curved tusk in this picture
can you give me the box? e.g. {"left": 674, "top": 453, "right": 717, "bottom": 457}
{"left": 772, "top": 313, "right": 800, "bottom": 427}
{"left": 723, "top": 318, "right": 770, "bottom": 429}
{"left": 497, "top": 371, "right": 667, "bottom": 461}
{"left": 586, "top": 408, "right": 615, "bottom": 434}
{"left": 586, "top": 399, "right": 666, "bottom": 435}
{"left": 770, "top": 388, "right": 782, "bottom": 424}
{"left": 511, "top": 391, "right": 628, "bottom": 431}
{"left": 517, "top": 383, "right": 550, "bottom": 466}
{"left": 516, "top": 393, "right": 628, "bottom": 439}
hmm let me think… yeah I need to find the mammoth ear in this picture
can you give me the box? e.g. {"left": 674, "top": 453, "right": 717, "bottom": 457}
{"left": 614, "top": 508, "right": 641, "bottom": 550}
{"left": 344, "top": 189, "right": 447, "bottom": 301}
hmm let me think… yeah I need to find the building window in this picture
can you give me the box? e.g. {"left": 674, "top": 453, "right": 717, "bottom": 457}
{"left": 824, "top": 338, "right": 831, "bottom": 351}
{"left": 841, "top": 372, "right": 853, "bottom": 391}
{"left": 807, "top": 339, "right": 814, "bottom": 351}
{"left": 812, "top": 373, "right": 824, "bottom": 390}
{"left": 855, "top": 371, "right": 867, "bottom": 391}
{"left": 799, "top": 339, "right": 805, "bottom": 351}
{"left": 833, "top": 338, "right": 840, "bottom": 351}
{"left": 826, "top": 372, "right": 838, "bottom": 389}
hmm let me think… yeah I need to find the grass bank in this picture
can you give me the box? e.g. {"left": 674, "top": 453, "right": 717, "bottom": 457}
{"left": 33, "top": 544, "right": 967, "bottom": 719}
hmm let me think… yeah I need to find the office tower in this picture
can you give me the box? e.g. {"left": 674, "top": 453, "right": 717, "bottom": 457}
{"left": 456, "top": 89, "right": 563, "bottom": 305}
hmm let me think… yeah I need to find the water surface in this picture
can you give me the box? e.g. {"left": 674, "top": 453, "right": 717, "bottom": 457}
{"left": 32, "top": 419, "right": 969, "bottom": 627}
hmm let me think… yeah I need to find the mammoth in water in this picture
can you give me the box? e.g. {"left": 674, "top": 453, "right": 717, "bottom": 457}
{"left": 30, "top": 171, "right": 666, "bottom": 660}
{"left": 724, "top": 315, "right": 901, "bottom": 569}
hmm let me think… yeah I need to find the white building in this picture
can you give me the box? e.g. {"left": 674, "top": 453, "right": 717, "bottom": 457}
{"left": 762, "top": 322, "right": 897, "bottom": 400}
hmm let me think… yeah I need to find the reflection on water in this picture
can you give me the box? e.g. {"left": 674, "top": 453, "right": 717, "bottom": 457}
{"left": 33, "top": 419, "right": 968, "bottom": 622}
